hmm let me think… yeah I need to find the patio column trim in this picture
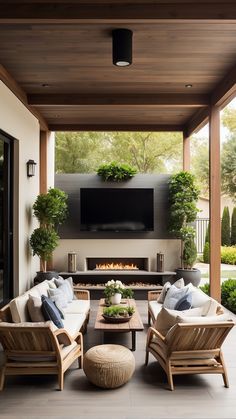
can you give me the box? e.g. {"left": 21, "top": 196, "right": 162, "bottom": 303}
{"left": 209, "top": 105, "right": 221, "bottom": 302}
{"left": 183, "top": 132, "right": 190, "bottom": 171}
{"left": 40, "top": 131, "right": 48, "bottom": 194}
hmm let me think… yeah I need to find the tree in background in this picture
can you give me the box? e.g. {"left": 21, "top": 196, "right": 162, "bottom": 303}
{"left": 221, "top": 135, "right": 236, "bottom": 200}
{"left": 231, "top": 207, "right": 236, "bottom": 245}
{"left": 203, "top": 222, "right": 210, "bottom": 263}
{"left": 221, "top": 206, "right": 231, "bottom": 246}
{"left": 55, "top": 131, "right": 182, "bottom": 174}
{"left": 190, "top": 136, "right": 209, "bottom": 198}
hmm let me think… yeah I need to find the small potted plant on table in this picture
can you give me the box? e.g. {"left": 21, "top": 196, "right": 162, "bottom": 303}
{"left": 104, "top": 279, "right": 133, "bottom": 305}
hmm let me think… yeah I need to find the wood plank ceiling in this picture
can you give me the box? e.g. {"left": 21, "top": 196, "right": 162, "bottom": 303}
{"left": 1, "top": 1, "right": 236, "bottom": 133}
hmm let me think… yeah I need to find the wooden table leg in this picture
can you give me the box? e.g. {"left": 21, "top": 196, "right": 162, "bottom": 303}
{"left": 131, "top": 331, "right": 136, "bottom": 351}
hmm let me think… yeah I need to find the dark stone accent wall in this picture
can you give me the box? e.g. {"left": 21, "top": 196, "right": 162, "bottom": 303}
{"left": 55, "top": 173, "right": 171, "bottom": 239}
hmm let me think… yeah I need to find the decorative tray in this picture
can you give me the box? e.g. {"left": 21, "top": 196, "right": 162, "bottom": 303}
{"left": 102, "top": 314, "right": 132, "bottom": 323}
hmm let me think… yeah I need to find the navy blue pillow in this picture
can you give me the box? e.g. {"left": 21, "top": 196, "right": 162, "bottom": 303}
{"left": 41, "top": 295, "right": 64, "bottom": 328}
{"left": 175, "top": 292, "right": 192, "bottom": 311}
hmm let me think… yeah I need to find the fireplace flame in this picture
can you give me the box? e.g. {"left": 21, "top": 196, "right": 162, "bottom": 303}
{"left": 95, "top": 262, "right": 138, "bottom": 270}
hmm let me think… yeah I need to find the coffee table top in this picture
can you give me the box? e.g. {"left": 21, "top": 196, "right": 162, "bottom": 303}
{"left": 94, "top": 299, "right": 144, "bottom": 332}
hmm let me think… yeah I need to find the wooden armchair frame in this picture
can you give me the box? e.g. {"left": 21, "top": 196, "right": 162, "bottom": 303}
{"left": 0, "top": 323, "right": 83, "bottom": 391}
{"left": 145, "top": 321, "right": 234, "bottom": 390}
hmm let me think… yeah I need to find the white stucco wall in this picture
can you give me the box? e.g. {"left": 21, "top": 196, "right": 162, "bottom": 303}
{"left": 54, "top": 239, "right": 181, "bottom": 273}
{"left": 0, "top": 81, "right": 40, "bottom": 295}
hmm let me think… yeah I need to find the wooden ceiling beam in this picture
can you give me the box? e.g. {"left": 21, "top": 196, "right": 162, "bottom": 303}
{"left": 28, "top": 93, "right": 209, "bottom": 108}
{"left": 0, "top": 65, "right": 48, "bottom": 131}
{"left": 184, "top": 107, "right": 209, "bottom": 137}
{"left": 1, "top": 3, "right": 236, "bottom": 23}
{"left": 211, "top": 63, "right": 236, "bottom": 108}
{"left": 48, "top": 123, "right": 184, "bottom": 132}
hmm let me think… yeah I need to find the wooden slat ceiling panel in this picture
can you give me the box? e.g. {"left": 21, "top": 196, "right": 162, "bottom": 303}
{"left": 0, "top": 5, "right": 236, "bottom": 130}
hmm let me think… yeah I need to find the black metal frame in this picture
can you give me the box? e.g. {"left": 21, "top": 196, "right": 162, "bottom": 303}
{"left": 0, "top": 129, "right": 14, "bottom": 307}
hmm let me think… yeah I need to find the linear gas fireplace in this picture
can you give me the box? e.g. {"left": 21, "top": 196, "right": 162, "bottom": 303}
{"left": 85, "top": 257, "right": 150, "bottom": 272}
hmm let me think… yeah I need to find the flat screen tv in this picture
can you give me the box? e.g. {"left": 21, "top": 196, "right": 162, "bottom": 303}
{"left": 80, "top": 188, "right": 154, "bottom": 232}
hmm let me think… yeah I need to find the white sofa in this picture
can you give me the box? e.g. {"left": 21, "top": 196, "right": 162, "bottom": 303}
{"left": 0, "top": 279, "right": 90, "bottom": 338}
{"left": 148, "top": 281, "right": 229, "bottom": 336}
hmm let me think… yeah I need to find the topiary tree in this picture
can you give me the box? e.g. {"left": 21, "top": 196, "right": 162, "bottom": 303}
{"left": 231, "top": 207, "right": 236, "bottom": 245}
{"left": 221, "top": 206, "right": 231, "bottom": 246}
{"left": 30, "top": 188, "right": 68, "bottom": 272}
{"left": 168, "top": 171, "right": 200, "bottom": 269}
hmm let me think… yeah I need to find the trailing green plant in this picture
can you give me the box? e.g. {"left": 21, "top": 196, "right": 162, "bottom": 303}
{"left": 30, "top": 188, "right": 68, "bottom": 272}
{"left": 221, "top": 246, "right": 236, "bottom": 265}
{"left": 221, "top": 278, "right": 236, "bottom": 308}
{"left": 231, "top": 207, "right": 236, "bottom": 245}
{"left": 199, "top": 283, "right": 210, "bottom": 295}
{"left": 168, "top": 171, "right": 200, "bottom": 269}
{"left": 97, "top": 161, "right": 137, "bottom": 182}
{"left": 121, "top": 288, "right": 134, "bottom": 299}
{"left": 221, "top": 206, "right": 231, "bottom": 246}
{"left": 103, "top": 305, "right": 135, "bottom": 317}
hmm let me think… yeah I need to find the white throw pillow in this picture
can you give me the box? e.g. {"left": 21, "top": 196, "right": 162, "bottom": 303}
{"left": 187, "top": 283, "right": 211, "bottom": 307}
{"left": 176, "top": 312, "right": 232, "bottom": 323}
{"left": 157, "top": 282, "right": 171, "bottom": 303}
{"left": 48, "top": 287, "right": 68, "bottom": 309}
{"left": 55, "top": 277, "right": 74, "bottom": 301}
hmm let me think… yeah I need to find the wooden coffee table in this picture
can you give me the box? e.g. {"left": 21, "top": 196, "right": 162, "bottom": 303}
{"left": 94, "top": 299, "right": 144, "bottom": 351}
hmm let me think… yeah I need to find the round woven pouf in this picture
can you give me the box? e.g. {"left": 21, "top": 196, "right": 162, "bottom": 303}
{"left": 83, "top": 344, "right": 135, "bottom": 389}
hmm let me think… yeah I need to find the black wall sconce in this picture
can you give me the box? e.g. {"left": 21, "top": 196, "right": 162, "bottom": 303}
{"left": 112, "top": 28, "right": 133, "bottom": 67}
{"left": 27, "top": 159, "right": 37, "bottom": 177}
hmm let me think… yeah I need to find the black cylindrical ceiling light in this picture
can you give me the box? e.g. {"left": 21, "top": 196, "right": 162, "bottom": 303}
{"left": 112, "top": 28, "right": 133, "bottom": 67}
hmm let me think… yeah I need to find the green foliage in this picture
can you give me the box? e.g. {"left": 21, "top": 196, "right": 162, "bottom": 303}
{"left": 227, "top": 289, "right": 236, "bottom": 313}
{"left": 168, "top": 171, "right": 200, "bottom": 268}
{"left": 121, "top": 288, "right": 134, "bottom": 299}
{"left": 205, "top": 222, "right": 210, "bottom": 244}
{"left": 221, "top": 135, "right": 236, "bottom": 200}
{"left": 203, "top": 241, "right": 210, "bottom": 263}
{"left": 221, "top": 279, "right": 236, "bottom": 308}
{"left": 29, "top": 227, "right": 59, "bottom": 271}
{"left": 231, "top": 207, "right": 236, "bottom": 245}
{"left": 191, "top": 135, "right": 209, "bottom": 197}
{"left": 30, "top": 187, "right": 68, "bottom": 271}
{"left": 182, "top": 236, "right": 197, "bottom": 269}
{"left": 199, "top": 283, "right": 210, "bottom": 295}
{"left": 103, "top": 305, "right": 135, "bottom": 317}
{"left": 97, "top": 161, "right": 137, "bottom": 182}
{"left": 33, "top": 188, "right": 68, "bottom": 227}
{"left": 221, "top": 206, "right": 231, "bottom": 246}
{"left": 221, "top": 246, "right": 236, "bottom": 265}
{"left": 55, "top": 131, "right": 183, "bottom": 175}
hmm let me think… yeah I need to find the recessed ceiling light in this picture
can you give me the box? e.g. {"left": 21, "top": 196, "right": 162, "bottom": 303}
{"left": 185, "top": 84, "right": 193, "bottom": 88}
{"left": 42, "top": 83, "right": 50, "bottom": 87}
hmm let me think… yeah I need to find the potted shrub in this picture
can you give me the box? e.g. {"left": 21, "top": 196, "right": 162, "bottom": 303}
{"left": 30, "top": 188, "right": 68, "bottom": 283}
{"left": 168, "top": 171, "right": 201, "bottom": 286}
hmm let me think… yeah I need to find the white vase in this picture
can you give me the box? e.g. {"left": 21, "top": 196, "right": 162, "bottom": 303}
{"left": 111, "top": 293, "right": 122, "bottom": 305}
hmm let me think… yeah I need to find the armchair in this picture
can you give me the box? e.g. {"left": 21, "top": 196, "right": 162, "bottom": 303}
{"left": 145, "top": 321, "right": 234, "bottom": 390}
{"left": 0, "top": 321, "right": 83, "bottom": 391}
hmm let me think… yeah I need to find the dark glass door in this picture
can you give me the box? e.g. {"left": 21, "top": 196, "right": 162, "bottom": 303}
{"left": 0, "top": 131, "right": 13, "bottom": 306}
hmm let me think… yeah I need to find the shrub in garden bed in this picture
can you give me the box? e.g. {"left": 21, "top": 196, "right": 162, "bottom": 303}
{"left": 221, "top": 246, "right": 236, "bottom": 265}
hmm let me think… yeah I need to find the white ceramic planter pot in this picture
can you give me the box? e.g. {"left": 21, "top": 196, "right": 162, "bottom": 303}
{"left": 111, "top": 293, "right": 122, "bottom": 305}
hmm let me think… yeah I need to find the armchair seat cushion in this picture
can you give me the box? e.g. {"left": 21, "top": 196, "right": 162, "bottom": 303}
{"left": 63, "top": 300, "right": 90, "bottom": 315}
{"left": 63, "top": 313, "right": 86, "bottom": 338}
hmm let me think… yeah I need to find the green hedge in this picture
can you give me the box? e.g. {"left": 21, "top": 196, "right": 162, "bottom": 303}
{"left": 221, "top": 246, "right": 236, "bottom": 265}
{"left": 200, "top": 278, "right": 236, "bottom": 313}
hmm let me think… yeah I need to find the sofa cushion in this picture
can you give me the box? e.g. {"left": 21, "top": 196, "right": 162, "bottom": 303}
{"left": 63, "top": 313, "right": 86, "bottom": 337}
{"left": 187, "top": 283, "right": 211, "bottom": 308}
{"left": 27, "top": 285, "right": 41, "bottom": 299}
{"left": 34, "top": 280, "right": 50, "bottom": 298}
{"left": 41, "top": 296, "right": 64, "bottom": 328}
{"left": 157, "top": 282, "right": 171, "bottom": 304}
{"left": 10, "top": 293, "right": 30, "bottom": 323}
{"left": 148, "top": 301, "right": 163, "bottom": 320}
{"left": 154, "top": 306, "right": 203, "bottom": 336}
{"left": 176, "top": 312, "right": 232, "bottom": 324}
{"left": 47, "top": 279, "right": 57, "bottom": 289}
{"left": 163, "top": 285, "right": 190, "bottom": 310}
{"left": 27, "top": 295, "right": 45, "bottom": 322}
{"left": 63, "top": 300, "right": 90, "bottom": 315}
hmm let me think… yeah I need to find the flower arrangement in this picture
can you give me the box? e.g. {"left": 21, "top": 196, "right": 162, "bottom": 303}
{"left": 104, "top": 279, "right": 134, "bottom": 305}
{"left": 104, "top": 280, "right": 125, "bottom": 299}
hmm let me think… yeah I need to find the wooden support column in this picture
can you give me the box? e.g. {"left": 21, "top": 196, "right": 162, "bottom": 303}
{"left": 209, "top": 106, "right": 221, "bottom": 302}
{"left": 183, "top": 132, "right": 190, "bottom": 171}
{"left": 40, "top": 131, "right": 48, "bottom": 194}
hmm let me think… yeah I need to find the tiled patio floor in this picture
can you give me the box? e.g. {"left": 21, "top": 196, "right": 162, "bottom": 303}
{"left": 0, "top": 300, "right": 236, "bottom": 419}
